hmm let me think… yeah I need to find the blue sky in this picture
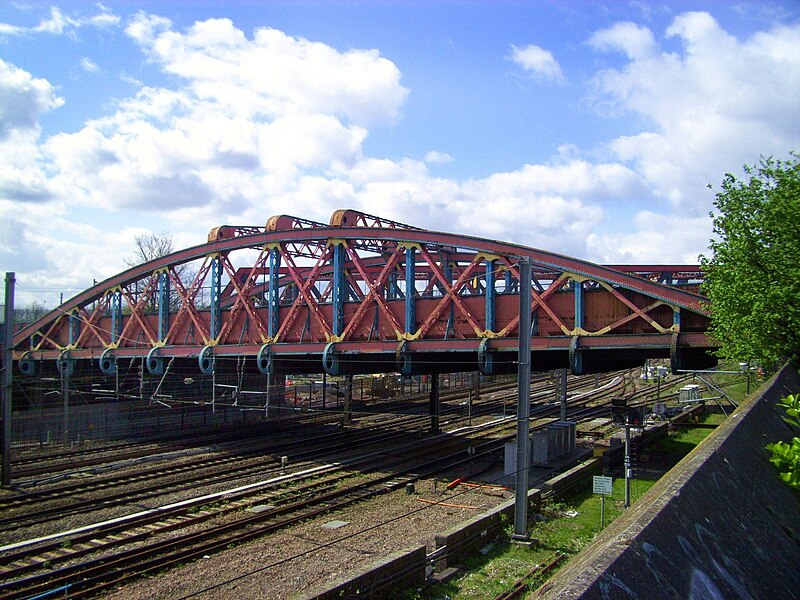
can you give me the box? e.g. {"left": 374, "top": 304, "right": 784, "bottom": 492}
{"left": 1, "top": 1, "right": 798, "bottom": 307}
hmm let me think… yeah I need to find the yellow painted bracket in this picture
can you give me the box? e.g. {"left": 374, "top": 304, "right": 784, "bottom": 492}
{"left": 398, "top": 330, "right": 421, "bottom": 341}
{"left": 475, "top": 251, "right": 503, "bottom": 263}
{"left": 397, "top": 242, "right": 423, "bottom": 252}
{"left": 480, "top": 329, "right": 504, "bottom": 339}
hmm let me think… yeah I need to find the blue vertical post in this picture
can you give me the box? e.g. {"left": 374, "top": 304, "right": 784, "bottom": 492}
{"left": 268, "top": 247, "right": 281, "bottom": 339}
{"left": 673, "top": 308, "right": 681, "bottom": 331}
{"left": 485, "top": 259, "right": 496, "bottom": 333}
{"left": 443, "top": 258, "right": 453, "bottom": 291}
{"left": 210, "top": 256, "right": 222, "bottom": 341}
{"left": 110, "top": 290, "right": 122, "bottom": 344}
{"left": 158, "top": 271, "right": 170, "bottom": 343}
{"left": 444, "top": 257, "right": 454, "bottom": 338}
{"left": 387, "top": 270, "right": 397, "bottom": 300}
{"left": 68, "top": 310, "right": 80, "bottom": 346}
{"left": 332, "top": 243, "right": 347, "bottom": 337}
{"left": 574, "top": 279, "right": 584, "bottom": 331}
{"left": 505, "top": 269, "right": 513, "bottom": 294}
{"left": 405, "top": 247, "right": 416, "bottom": 335}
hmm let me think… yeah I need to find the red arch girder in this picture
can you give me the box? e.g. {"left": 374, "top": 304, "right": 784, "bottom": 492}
{"left": 330, "top": 208, "right": 419, "bottom": 230}
{"left": 117, "top": 275, "right": 161, "bottom": 347}
{"left": 413, "top": 244, "right": 487, "bottom": 338}
{"left": 219, "top": 257, "right": 703, "bottom": 309}
{"left": 274, "top": 245, "right": 334, "bottom": 342}
{"left": 339, "top": 244, "right": 405, "bottom": 340}
{"left": 162, "top": 258, "right": 214, "bottom": 346}
{"left": 11, "top": 221, "right": 712, "bottom": 362}
{"left": 71, "top": 302, "right": 111, "bottom": 349}
{"left": 214, "top": 252, "right": 271, "bottom": 344}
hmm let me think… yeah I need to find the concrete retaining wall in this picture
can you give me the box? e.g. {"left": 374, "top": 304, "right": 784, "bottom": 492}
{"left": 534, "top": 364, "right": 800, "bottom": 599}
{"left": 434, "top": 486, "right": 540, "bottom": 569}
{"left": 299, "top": 545, "right": 426, "bottom": 599}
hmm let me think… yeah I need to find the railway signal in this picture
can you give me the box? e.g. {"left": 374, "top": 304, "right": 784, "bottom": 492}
{"left": 611, "top": 397, "right": 627, "bottom": 426}
{"left": 610, "top": 396, "right": 643, "bottom": 509}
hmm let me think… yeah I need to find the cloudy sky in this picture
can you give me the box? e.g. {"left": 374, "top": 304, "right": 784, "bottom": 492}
{"left": 1, "top": 1, "right": 798, "bottom": 307}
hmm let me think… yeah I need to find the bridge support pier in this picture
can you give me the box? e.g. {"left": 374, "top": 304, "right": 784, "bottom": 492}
{"left": 429, "top": 373, "right": 440, "bottom": 434}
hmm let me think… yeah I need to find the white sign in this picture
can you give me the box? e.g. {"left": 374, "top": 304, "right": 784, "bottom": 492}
{"left": 593, "top": 475, "right": 613, "bottom": 495}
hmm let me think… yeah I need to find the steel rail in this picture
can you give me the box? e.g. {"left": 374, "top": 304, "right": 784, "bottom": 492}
{"left": 3, "top": 366, "right": 707, "bottom": 597}
{"left": 0, "top": 374, "right": 625, "bottom": 593}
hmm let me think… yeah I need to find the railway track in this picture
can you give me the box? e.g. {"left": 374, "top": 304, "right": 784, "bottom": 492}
{"left": 0, "top": 373, "right": 630, "bottom": 597}
{"left": 0, "top": 372, "right": 625, "bottom": 536}
{"left": 0, "top": 421, "right": 517, "bottom": 597}
{"left": 8, "top": 411, "right": 345, "bottom": 479}
{"left": 0, "top": 424, "right": 421, "bottom": 533}
{"left": 1, "top": 367, "right": 713, "bottom": 598}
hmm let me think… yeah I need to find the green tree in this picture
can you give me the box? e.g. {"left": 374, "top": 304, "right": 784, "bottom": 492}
{"left": 700, "top": 154, "right": 800, "bottom": 369}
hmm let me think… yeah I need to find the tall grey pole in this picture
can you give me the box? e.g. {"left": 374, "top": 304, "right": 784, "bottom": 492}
{"left": 61, "top": 366, "right": 69, "bottom": 445}
{"left": 2, "top": 273, "right": 15, "bottom": 486}
{"left": 513, "top": 257, "right": 532, "bottom": 541}
{"left": 560, "top": 367, "right": 568, "bottom": 422}
{"left": 624, "top": 421, "right": 631, "bottom": 508}
{"left": 429, "top": 373, "right": 439, "bottom": 434}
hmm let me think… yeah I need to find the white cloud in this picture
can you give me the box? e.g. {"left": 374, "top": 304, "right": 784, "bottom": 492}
{"left": 0, "top": 59, "right": 61, "bottom": 203}
{"left": 80, "top": 57, "right": 99, "bottom": 73}
{"left": 0, "top": 58, "right": 64, "bottom": 139}
{"left": 509, "top": 44, "right": 565, "bottom": 83}
{"left": 588, "top": 12, "right": 800, "bottom": 208}
{"left": 2, "top": 9, "right": 800, "bottom": 296}
{"left": 125, "top": 14, "right": 408, "bottom": 126}
{"left": 588, "top": 21, "right": 656, "bottom": 59}
{"left": 424, "top": 150, "right": 453, "bottom": 164}
{"left": 31, "top": 14, "right": 408, "bottom": 222}
{"left": 0, "top": 200, "right": 164, "bottom": 307}
{"left": 257, "top": 113, "right": 367, "bottom": 179}
{"left": 338, "top": 157, "right": 642, "bottom": 258}
{"left": 586, "top": 211, "right": 712, "bottom": 264}
{"left": 0, "top": 5, "right": 120, "bottom": 38}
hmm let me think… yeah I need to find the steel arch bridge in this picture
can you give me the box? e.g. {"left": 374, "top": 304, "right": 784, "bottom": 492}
{"left": 10, "top": 209, "right": 715, "bottom": 379}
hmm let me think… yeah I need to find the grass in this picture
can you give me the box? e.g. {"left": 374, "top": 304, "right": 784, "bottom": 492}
{"left": 403, "top": 413, "right": 723, "bottom": 600}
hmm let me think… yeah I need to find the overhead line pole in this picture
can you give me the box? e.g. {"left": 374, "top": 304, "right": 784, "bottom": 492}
{"left": 512, "top": 257, "right": 532, "bottom": 542}
{"left": 2, "top": 272, "right": 15, "bottom": 487}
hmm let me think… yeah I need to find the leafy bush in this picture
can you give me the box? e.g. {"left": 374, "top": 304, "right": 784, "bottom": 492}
{"left": 766, "top": 394, "right": 800, "bottom": 490}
